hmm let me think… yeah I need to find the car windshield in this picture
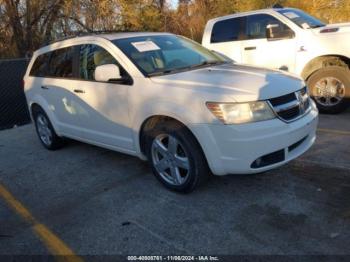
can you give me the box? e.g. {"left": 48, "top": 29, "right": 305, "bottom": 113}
{"left": 113, "top": 35, "right": 228, "bottom": 77}
{"left": 278, "top": 9, "right": 326, "bottom": 29}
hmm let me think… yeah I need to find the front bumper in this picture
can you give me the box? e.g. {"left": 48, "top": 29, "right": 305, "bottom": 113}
{"left": 189, "top": 104, "right": 318, "bottom": 175}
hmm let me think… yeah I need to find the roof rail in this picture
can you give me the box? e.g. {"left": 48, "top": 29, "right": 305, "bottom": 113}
{"left": 40, "top": 30, "right": 139, "bottom": 47}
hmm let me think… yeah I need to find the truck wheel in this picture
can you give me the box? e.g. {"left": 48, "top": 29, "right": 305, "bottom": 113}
{"left": 145, "top": 121, "right": 209, "bottom": 193}
{"left": 307, "top": 66, "right": 350, "bottom": 114}
{"left": 33, "top": 107, "right": 65, "bottom": 150}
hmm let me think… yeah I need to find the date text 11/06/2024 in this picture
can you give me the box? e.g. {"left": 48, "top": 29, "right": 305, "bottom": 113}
{"left": 127, "top": 255, "right": 219, "bottom": 261}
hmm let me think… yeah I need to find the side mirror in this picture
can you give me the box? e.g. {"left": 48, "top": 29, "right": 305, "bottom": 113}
{"left": 266, "top": 24, "right": 280, "bottom": 39}
{"left": 94, "top": 64, "right": 122, "bottom": 82}
{"left": 266, "top": 23, "right": 294, "bottom": 40}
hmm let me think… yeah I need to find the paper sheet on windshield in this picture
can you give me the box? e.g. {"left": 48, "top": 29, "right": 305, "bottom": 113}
{"left": 283, "top": 12, "right": 299, "bottom": 19}
{"left": 131, "top": 41, "right": 160, "bottom": 52}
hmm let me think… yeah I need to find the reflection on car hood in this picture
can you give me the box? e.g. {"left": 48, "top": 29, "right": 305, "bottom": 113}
{"left": 150, "top": 63, "right": 304, "bottom": 102}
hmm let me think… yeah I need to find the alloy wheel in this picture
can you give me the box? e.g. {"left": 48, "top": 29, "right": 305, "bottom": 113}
{"left": 314, "top": 77, "right": 345, "bottom": 107}
{"left": 36, "top": 114, "right": 53, "bottom": 146}
{"left": 151, "top": 134, "right": 190, "bottom": 186}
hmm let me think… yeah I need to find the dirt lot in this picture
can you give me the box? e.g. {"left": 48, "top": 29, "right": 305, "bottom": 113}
{"left": 0, "top": 109, "right": 349, "bottom": 258}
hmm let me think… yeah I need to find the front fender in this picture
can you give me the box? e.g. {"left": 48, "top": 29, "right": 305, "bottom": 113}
{"left": 131, "top": 100, "right": 202, "bottom": 156}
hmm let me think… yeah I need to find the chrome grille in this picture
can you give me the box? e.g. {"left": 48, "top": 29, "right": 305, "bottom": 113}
{"left": 268, "top": 87, "right": 311, "bottom": 122}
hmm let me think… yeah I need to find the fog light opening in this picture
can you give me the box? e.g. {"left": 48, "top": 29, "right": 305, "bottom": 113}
{"left": 251, "top": 149, "right": 285, "bottom": 169}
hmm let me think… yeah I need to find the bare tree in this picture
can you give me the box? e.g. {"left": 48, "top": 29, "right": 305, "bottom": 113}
{"left": 1, "top": 0, "right": 350, "bottom": 58}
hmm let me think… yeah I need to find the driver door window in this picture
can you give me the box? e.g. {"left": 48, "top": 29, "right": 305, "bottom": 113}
{"left": 245, "top": 14, "right": 293, "bottom": 40}
{"left": 241, "top": 14, "right": 297, "bottom": 72}
{"left": 79, "top": 44, "right": 129, "bottom": 81}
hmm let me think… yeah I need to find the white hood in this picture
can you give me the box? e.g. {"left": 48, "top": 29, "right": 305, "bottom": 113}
{"left": 150, "top": 63, "right": 304, "bottom": 102}
{"left": 310, "top": 23, "right": 350, "bottom": 57}
{"left": 314, "top": 22, "right": 350, "bottom": 34}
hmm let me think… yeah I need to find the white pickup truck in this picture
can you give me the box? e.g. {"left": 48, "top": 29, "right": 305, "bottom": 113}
{"left": 202, "top": 7, "right": 350, "bottom": 113}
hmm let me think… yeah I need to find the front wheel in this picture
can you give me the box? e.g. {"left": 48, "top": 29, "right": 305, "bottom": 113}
{"left": 145, "top": 121, "right": 209, "bottom": 193}
{"left": 307, "top": 66, "right": 350, "bottom": 114}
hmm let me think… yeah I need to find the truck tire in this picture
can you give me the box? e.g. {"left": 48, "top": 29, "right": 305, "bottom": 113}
{"left": 307, "top": 66, "right": 350, "bottom": 114}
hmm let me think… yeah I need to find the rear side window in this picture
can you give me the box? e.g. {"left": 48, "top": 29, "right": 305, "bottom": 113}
{"left": 48, "top": 47, "right": 74, "bottom": 78}
{"left": 211, "top": 17, "right": 242, "bottom": 43}
{"left": 30, "top": 53, "right": 50, "bottom": 77}
{"left": 30, "top": 47, "right": 74, "bottom": 78}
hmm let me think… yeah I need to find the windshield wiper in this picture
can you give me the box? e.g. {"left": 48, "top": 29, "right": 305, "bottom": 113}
{"left": 148, "top": 69, "right": 179, "bottom": 77}
{"left": 190, "top": 60, "right": 225, "bottom": 69}
{"left": 310, "top": 24, "right": 325, "bottom": 29}
{"left": 148, "top": 61, "right": 226, "bottom": 77}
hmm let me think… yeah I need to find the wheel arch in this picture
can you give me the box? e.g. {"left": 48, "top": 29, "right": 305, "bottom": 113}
{"left": 30, "top": 102, "right": 41, "bottom": 115}
{"left": 138, "top": 115, "right": 204, "bottom": 157}
{"left": 29, "top": 100, "right": 61, "bottom": 136}
{"left": 301, "top": 55, "right": 350, "bottom": 80}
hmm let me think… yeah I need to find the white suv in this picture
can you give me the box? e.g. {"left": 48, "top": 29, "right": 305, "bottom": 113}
{"left": 203, "top": 7, "right": 350, "bottom": 114}
{"left": 24, "top": 32, "right": 318, "bottom": 192}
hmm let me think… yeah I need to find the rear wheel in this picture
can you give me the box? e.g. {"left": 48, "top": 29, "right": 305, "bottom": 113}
{"left": 307, "top": 66, "right": 350, "bottom": 114}
{"left": 33, "top": 107, "right": 65, "bottom": 150}
{"left": 145, "top": 121, "right": 209, "bottom": 193}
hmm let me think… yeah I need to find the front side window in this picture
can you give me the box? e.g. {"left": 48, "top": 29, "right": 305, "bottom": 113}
{"left": 79, "top": 44, "right": 129, "bottom": 81}
{"left": 211, "top": 18, "right": 242, "bottom": 43}
{"left": 113, "top": 35, "right": 227, "bottom": 76}
{"left": 245, "top": 14, "right": 292, "bottom": 40}
{"left": 278, "top": 9, "right": 325, "bottom": 29}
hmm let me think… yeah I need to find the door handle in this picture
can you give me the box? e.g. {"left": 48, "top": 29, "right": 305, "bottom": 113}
{"left": 41, "top": 85, "right": 49, "bottom": 90}
{"left": 244, "top": 46, "right": 256, "bottom": 51}
{"left": 74, "top": 89, "right": 85, "bottom": 94}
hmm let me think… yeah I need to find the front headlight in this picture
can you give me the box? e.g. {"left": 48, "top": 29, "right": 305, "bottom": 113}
{"left": 206, "top": 101, "right": 276, "bottom": 124}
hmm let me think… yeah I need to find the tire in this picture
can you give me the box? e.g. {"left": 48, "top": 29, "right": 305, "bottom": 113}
{"left": 32, "top": 107, "right": 65, "bottom": 150}
{"left": 144, "top": 120, "right": 209, "bottom": 193}
{"left": 307, "top": 66, "right": 350, "bottom": 114}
